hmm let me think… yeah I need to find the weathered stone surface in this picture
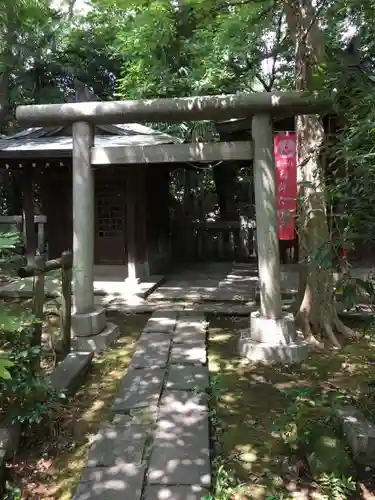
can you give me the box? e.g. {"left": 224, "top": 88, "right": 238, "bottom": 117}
{"left": 177, "top": 311, "right": 206, "bottom": 320}
{"left": 72, "top": 307, "right": 107, "bottom": 337}
{"left": 335, "top": 406, "right": 375, "bottom": 465}
{"left": 50, "top": 352, "right": 93, "bottom": 394}
{"left": 70, "top": 305, "right": 214, "bottom": 499}
{"left": 166, "top": 365, "right": 209, "bottom": 391}
{"left": 73, "top": 463, "right": 146, "bottom": 500}
{"left": 192, "top": 302, "right": 252, "bottom": 315}
{"left": 143, "top": 484, "right": 209, "bottom": 500}
{"left": 173, "top": 315, "right": 207, "bottom": 345}
{"left": 159, "top": 390, "right": 208, "bottom": 415}
{"left": 86, "top": 425, "right": 147, "bottom": 467}
{"left": 138, "top": 332, "right": 171, "bottom": 343}
{"left": 112, "top": 368, "right": 165, "bottom": 412}
{"left": 169, "top": 343, "right": 206, "bottom": 365}
{"left": 143, "top": 311, "right": 177, "bottom": 333}
{"left": 130, "top": 333, "right": 171, "bottom": 369}
{"left": 238, "top": 330, "right": 309, "bottom": 364}
{"left": 148, "top": 412, "right": 211, "bottom": 486}
{"left": 112, "top": 407, "right": 157, "bottom": 428}
{"left": 249, "top": 311, "right": 296, "bottom": 344}
{"left": 307, "top": 429, "right": 355, "bottom": 480}
{"left": 173, "top": 329, "right": 207, "bottom": 345}
{"left": 72, "top": 322, "right": 120, "bottom": 353}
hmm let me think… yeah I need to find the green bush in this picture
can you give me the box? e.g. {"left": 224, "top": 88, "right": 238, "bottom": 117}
{"left": 0, "top": 230, "right": 64, "bottom": 425}
{"left": 0, "top": 311, "right": 63, "bottom": 424}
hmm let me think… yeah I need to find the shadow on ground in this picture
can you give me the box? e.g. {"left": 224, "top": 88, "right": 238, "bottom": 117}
{"left": 7, "top": 311, "right": 150, "bottom": 500}
{"left": 208, "top": 315, "right": 375, "bottom": 499}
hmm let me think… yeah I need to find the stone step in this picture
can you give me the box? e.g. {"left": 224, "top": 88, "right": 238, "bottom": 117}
{"left": 72, "top": 464, "right": 146, "bottom": 500}
{"left": 143, "top": 310, "right": 178, "bottom": 333}
{"left": 129, "top": 332, "right": 171, "bottom": 370}
{"left": 147, "top": 409, "right": 211, "bottom": 487}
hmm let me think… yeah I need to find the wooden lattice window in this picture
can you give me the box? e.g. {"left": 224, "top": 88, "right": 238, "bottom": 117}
{"left": 96, "top": 185, "right": 124, "bottom": 238}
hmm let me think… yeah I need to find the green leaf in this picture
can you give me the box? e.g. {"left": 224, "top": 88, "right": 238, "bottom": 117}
{"left": 0, "top": 357, "right": 14, "bottom": 380}
{"left": 342, "top": 284, "right": 358, "bottom": 311}
{"left": 354, "top": 278, "right": 375, "bottom": 298}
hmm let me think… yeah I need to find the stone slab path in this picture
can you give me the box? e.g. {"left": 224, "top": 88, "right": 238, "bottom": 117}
{"left": 73, "top": 310, "right": 211, "bottom": 500}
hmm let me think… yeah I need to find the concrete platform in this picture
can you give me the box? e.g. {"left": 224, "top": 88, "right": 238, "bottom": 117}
{"left": 147, "top": 262, "right": 259, "bottom": 303}
{"left": 2, "top": 262, "right": 374, "bottom": 318}
{"left": 0, "top": 271, "right": 164, "bottom": 302}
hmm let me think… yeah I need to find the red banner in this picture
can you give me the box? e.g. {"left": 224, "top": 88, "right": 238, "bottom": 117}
{"left": 274, "top": 133, "right": 297, "bottom": 240}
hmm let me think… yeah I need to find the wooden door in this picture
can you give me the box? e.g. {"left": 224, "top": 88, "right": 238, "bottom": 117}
{"left": 95, "top": 181, "right": 126, "bottom": 264}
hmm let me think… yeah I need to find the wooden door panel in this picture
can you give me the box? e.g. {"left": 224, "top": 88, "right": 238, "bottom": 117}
{"left": 95, "top": 182, "right": 126, "bottom": 264}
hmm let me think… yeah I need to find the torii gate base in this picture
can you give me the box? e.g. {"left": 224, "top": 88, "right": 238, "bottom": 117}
{"left": 239, "top": 312, "right": 309, "bottom": 363}
{"left": 15, "top": 91, "right": 324, "bottom": 363}
{"left": 238, "top": 114, "right": 309, "bottom": 364}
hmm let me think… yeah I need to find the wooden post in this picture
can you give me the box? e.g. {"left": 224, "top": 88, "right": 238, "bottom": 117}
{"left": 37, "top": 221, "right": 45, "bottom": 255}
{"left": 126, "top": 166, "right": 149, "bottom": 282}
{"left": 31, "top": 255, "right": 45, "bottom": 372}
{"left": 126, "top": 167, "right": 137, "bottom": 283}
{"left": 135, "top": 166, "right": 149, "bottom": 277}
{"left": 59, "top": 251, "right": 73, "bottom": 360}
{"left": 21, "top": 167, "right": 37, "bottom": 266}
{"left": 18, "top": 252, "right": 73, "bottom": 364}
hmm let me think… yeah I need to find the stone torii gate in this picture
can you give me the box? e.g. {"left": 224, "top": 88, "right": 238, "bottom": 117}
{"left": 16, "top": 91, "right": 332, "bottom": 361}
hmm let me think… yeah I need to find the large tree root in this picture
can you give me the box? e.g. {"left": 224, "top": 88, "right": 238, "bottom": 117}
{"left": 295, "top": 310, "right": 324, "bottom": 348}
{"left": 333, "top": 314, "right": 359, "bottom": 339}
{"left": 322, "top": 320, "right": 341, "bottom": 349}
{"left": 295, "top": 307, "right": 358, "bottom": 349}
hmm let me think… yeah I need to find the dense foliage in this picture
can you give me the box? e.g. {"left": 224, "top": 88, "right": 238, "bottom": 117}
{"left": 0, "top": 0, "right": 375, "bottom": 315}
{"left": 0, "top": 231, "right": 62, "bottom": 424}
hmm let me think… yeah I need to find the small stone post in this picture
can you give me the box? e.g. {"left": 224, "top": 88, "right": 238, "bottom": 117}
{"left": 71, "top": 121, "right": 109, "bottom": 341}
{"left": 238, "top": 114, "right": 308, "bottom": 363}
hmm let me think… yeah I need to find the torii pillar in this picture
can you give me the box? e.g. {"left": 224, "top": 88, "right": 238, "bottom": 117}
{"left": 15, "top": 90, "right": 330, "bottom": 362}
{"left": 238, "top": 114, "right": 309, "bottom": 363}
{"left": 70, "top": 121, "right": 119, "bottom": 350}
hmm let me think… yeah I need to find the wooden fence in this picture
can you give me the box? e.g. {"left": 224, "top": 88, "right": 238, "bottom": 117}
{"left": 17, "top": 251, "right": 73, "bottom": 369}
{"left": 171, "top": 216, "right": 257, "bottom": 262}
{"left": 0, "top": 214, "right": 47, "bottom": 256}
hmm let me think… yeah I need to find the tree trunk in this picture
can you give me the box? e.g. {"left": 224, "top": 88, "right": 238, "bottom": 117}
{"left": 283, "top": 0, "right": 355, "bottom": 347}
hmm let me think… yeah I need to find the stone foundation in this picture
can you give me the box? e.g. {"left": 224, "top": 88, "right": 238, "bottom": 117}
{"left": 72, "top": 308, "right": 120, "bottom": 353}
{"left": 72, "top": 322, "right": 120, "bottom": 353}
{"left": 238, "top": 311, "right": 309, "bottom": 364}
{"left": 72, "top": 307, "right": 107, "bottom": 337}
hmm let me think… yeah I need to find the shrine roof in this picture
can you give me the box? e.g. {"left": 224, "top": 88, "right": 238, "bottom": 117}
{"left": 0, "top": 122, "right": 181, "bottom": 159}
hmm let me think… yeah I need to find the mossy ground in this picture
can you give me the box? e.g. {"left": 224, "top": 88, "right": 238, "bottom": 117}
{"left": 208, "top": 315, "right": 375, "bottom": 500}
{"left": 4, "top": 309, "right": 375, "bottom": 499}
{"left": 6, "top": 311, "right": 150, "bottom": 499}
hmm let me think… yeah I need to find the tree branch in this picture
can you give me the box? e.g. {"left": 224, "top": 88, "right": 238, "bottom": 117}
{"left": 253, "top": 9, "right": 284, "bottom": 91}
{"left": 217, "top": 0, "right": 270, "bottom": 9}
{"left": 301, "top": 0, "right": 329, "bottom": 44}
{"left": 255, "top": 72, "right": 271, "bottom": 91}
{"left": 214, "top": 0, "right": 274, "bottom": 18}
{"left": 268, "top": 11, "right": 283, "bottom": 89}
